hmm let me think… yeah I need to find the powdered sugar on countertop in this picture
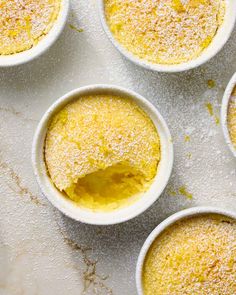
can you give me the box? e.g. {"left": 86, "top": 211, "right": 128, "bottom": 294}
{"left": 0, "top": 0, "right": 235, "bottom": 294}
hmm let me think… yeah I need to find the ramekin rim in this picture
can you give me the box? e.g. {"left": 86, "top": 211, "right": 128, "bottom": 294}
{"left": 32, "top": 84, "right": 174, "bottom": 225}
{"left": 221, "top": 72, "right": 236, "bottom": 157}
{"left": 98, "top": 0, "right": 236, "bottom": 73}
{"left": 136, "top": 206, "right": 236, "bottom": 295}
{"left": 0, "top": 0, "right": 70, "bottom": 67}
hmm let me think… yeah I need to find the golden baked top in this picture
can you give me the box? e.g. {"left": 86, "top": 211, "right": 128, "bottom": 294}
{"left": 105, "top": 0, "right": 225, "bottom": 65}
{"left": 45, "top": 94, "right": 161, "bottom": 211}
{"left": 228, "top": 86, "right": 236, "bottom": 148}
{"left": 0, "top": 0, "right": 61, "bottom": 55}
{"left": 143, "top": 214, "right": 236, "bottom": 295}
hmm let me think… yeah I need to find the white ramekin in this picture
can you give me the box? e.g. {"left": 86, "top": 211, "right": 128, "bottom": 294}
{"left": 136, "top": 206, "right": 236, "bottom": 295}
{"left": 98, "top": 0, "right": 236, "bottom": 72}
{"left": 32, "top": 84, "right": 174, "bottom": 225}
{"left": 0, "top": 0, "right": 69, "bottom": 67}
{"left": 221, "top": 73, "right": 236, "bottom": 157}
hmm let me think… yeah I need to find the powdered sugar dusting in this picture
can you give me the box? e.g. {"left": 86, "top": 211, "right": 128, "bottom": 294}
{"left": 0, "top": 0, "right": 235, "bottom": 294}
{"left": 105, "top": 0, "right": 225, "bottom": 64}
{"left": 0, "top": 0, "right": 61, "bottom": 55}
{"left": 143, "top": 214, "right": 236, "bottom": 294}
{"left": 228, "top": 87, "right": 236, "bottom": 147}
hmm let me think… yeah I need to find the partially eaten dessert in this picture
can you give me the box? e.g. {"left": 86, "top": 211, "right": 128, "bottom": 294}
{"left": 45, "top": 94, "right": 161, "bottom": 212}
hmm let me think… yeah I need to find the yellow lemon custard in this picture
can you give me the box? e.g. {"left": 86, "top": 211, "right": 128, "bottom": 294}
{"left": 0, "top": 0, "right": 61, "bottom": 55}
{"left": 104, "top": 0, "right": 225, "bottom": 65}
{"left": 45, "top": 94, "right": 161, "bottom": 212}
{"left": 228, "top": 87, "right": 236, "bottom": 148}
{"left": 143, "top": 214, "right": 236, "bottom": 295}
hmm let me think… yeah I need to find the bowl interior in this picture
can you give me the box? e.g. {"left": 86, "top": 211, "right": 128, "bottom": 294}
{"left": 0, "top": 0, "right": 69, "bottom": 67}
{"left": 99, "top": 0, "right": 236, "bottom": 72}
{"left": 32, "top": 85, "right": 173, "bottom": 225}
{"left": 136, "top": 207, "right": 236, "bottom": 295}
{"left": 221, "top": 73, "right": 236, "bottom": 157}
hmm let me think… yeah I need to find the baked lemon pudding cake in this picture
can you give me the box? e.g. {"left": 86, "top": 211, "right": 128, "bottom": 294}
{"left": 142, "top": 214, "right": 236, "bottom": 295}
{"left": 104, "top": 0, "right": 225, "bottom": 65}
{"left": 228, "top": 86, "right": 236, "bottom": 148}
{"left": 45, "top": 94, "right": 161, "bottom": 212}
{"left": 0, "top": 0, "right": 61, "bottom": 55}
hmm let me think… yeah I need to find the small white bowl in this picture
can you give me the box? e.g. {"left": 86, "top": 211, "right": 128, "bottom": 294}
{"left": 136, "top": 206, "right": 236, "bottom": 295}
{"left": 0, "top": 0, "right": 69, "bottom": 67}
{"left": 32, "top": 85, "right": 173, "bottom": 225}
{"left": 98, "top": 0, "right": 236, "bottom": 72}
{"left": 221, "top": 73, "right": 236, "bottom": 157}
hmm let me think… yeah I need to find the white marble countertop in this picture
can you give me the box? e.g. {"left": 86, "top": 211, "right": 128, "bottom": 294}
{"left": 0, "top": 1, "right": 235, "bottom": 294}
